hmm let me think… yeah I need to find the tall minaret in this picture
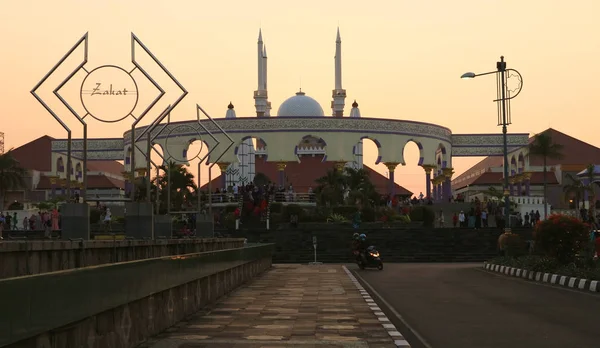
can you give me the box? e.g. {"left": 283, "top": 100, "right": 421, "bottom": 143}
{"left": 254, "top": 29, "right": 268, "bottom": 117}
{"left": 349, "top": 100, "right": 363, "bottom": 169}
{"left": 332, "top": 27, "right": 347, "bottom": 117}
{"left": 263, "top": 45, "right": 272, "bottom": 116}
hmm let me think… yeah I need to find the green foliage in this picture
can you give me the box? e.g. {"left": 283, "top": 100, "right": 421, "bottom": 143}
{"left": 0, "top": 149, "right": 26, "bottom": 210}
{"left": 534, "top": 214, "right": 589, "bottom": 264}
{"left": 327, "top": 213, "right": 349, "bottom": 223}
{"left": 331, "top": 205, "right": 359, "bottom": 219}
{"left": 489, "top": 255, "right": 600, "bottom": 281}
{"left": 529, "top": 132, "right": 565, "bottom": 218}
{"left": 282, "top": 204, "right": 305, "bottom": 220}
{"left": 270, "top": 202, "right": 283, "bottom": 213}
{"left": 501, "top": 234, "right": 528, "bottom": 257}
{"left": 90, "top": 209, "right": 102, "bottom": 224}
{"left": 315, "top": 167, "right": 380, "bottom": 207}
{"left": 253, "top": 172, "right": 271, "bottom": 187}
{"left": 409, "top": 206, "right": 435, "bottom": 226}
{"left": 223, "top": 204, "right": 238, "bottom": 213}
{"left": 361, "top": 206, "right": 376, "bottom": 222}
{"left": 7, "top": 201, "right": 23, "bottom": 210}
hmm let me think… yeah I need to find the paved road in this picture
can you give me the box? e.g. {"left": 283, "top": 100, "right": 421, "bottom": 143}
{"left": 142, "top": 264, "right": 400, "bottom": 347}
{"left": 351, "top": 263, "right": 600, "bottom": 348}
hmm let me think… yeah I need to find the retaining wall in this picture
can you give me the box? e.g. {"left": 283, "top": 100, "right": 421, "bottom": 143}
{"left": 0, "top": 238, "right": 245, "bottom": 279}
{"left": 1, "top": 243, "right": 273, "bottom": 348}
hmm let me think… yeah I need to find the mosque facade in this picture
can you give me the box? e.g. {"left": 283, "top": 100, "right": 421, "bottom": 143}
{"left": 47, "top": 28, "right": 531, "bottom": 202}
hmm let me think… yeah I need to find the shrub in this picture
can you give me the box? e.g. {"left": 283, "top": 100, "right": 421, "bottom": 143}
{"left": 395, "top": 215, "right": 411, "bottom": 223}
{"left": 534, "top": 214, "right": 589, "bottom": 264}
{"left": 361, "top": 206, "right": 376, "bottom": 222}
{"left": 282, "top": 204, "right": 305, "bottom": 220}
{"left": 409, "top": 206, "right": 426, "bottom": 221}
{"left": 270, "top": 202, "right": 283, "bottom": 213}
{"left": 409, "top": 206, "right": 436, "bottom": 227}
{"left": 223, "top": 204, "right": 238, "bottom": 213}
{"left": 500, "top": 233, "right": 527, "bottom": 257}
{"left": 90, "top": 209, "right": 102, "bottom": 224}
{"left": 377, "top": 206, "right": 397, "bottom": 221}
{"left": 331, "top": 205, "right": 359, "bottom": 218}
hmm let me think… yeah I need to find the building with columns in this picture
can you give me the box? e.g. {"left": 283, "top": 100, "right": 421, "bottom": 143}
{"left": 451, "top": 128, "right": 600, "bottom": 209}
{"left": 46, "top": 28, "right": 533, "bottom": 204}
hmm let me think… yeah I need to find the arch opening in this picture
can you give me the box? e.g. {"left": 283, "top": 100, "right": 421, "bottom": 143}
{"left": 400, "top": 140, "right": 424, "bottom": 199}
{"left": 296, "top": 135, "right": 326, "bottom": 163}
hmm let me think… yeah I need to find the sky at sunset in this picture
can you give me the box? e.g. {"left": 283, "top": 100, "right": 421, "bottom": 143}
{"left": 1, "top": 0, "right": 599, "bottom": 196}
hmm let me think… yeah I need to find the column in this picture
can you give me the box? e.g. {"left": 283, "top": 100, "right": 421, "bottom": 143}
{"left": 385, "top": 162, "right": 399, "bottom": 196}
{"left": 334, "top": 161, "right": 347, "bottom": 172}
{"left": 217, "top": 163, "right": 230, "bottom": 190}
{"left": 432, "top": 181, "right": 438, "bottom": 202}
{"left": 122, "top": 171, "right": 131, "bottom": 197}
{"left": 442, "top": 168, "right": 454, "bottom": 202}
{"left": 49, "top": 176, "right": 58, "bottom": 199}
{"left": 60, "top": 179, "right": 66, "bottom": 196}
{"left": 509, "top": 178, "right": 515, "bottom": 197}
{"left": 276, "top": 162, "right": 287, "bottom": 187}
{"left": 422, "top": 165, "right": 435, "bottom": 199}
{"left": 515, "top": 174, "right": 523, "bottom": 196}
{"left": 523, "top": 172, "right": 532, "bottom": 196}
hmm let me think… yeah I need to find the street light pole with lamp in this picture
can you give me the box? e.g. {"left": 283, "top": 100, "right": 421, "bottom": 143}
{"left": 461, "top": 56, "right": 523, "bottom": 234}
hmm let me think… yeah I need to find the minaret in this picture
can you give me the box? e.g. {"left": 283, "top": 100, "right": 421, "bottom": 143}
{"left": 332, "top": 27, "right": 346, "bottom": 117}
{"left": 264, "top": 45, "right": 272, "bottom": 116}
{"left": 225, "top": 102, "right": 236, "bottom": 119}
{"left": 254, "top": 29, "right": 268, "bottom": 117}
{"left": 349, "top": 100, "right": 363, "bottom": 169}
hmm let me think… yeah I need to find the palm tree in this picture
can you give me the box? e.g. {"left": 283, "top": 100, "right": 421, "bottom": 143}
{"left": 315, "top": 169, "right": 346, "bottom": 206}
{"left": 562, "top": 173, "right": 587, "bottom": 214}
{"left": 155, "top": 162, "right": 197, "bottom": 212}
{"left": 580, "top": 164, "right": 597, "bottom": 221}
{"left": 529, "top": 132, "right": 564, "bottom": 219}
{"left": 343, "top": 167, "right": 379, "bottom": 206}
{"left": 0, "top": 150, "right": 26, "bottom": 211}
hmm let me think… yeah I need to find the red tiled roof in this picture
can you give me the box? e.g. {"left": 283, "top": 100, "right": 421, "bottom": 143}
{"left": 453, "top": 171, "right": 559, "bottom": 189}
{"left": 36, "top": 175, "right": 124, "bottom": 190}
{"left": 200, "top": 155, "right": 413, "bottom": 196}
{"left": 87, "top": 161, "right": 124, "bottom": 175}
{"left": 10, "top": 135, "right": 54, "bottom": 172}
{"left": 453, "top": 128, "right": 600, "bottom": 189}
{"left": 528, "top": 128, "right": 600, "bottom": 166}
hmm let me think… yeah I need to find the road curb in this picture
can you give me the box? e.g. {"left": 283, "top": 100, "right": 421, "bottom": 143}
{"left": 483, "top": 262, "right": 600, "bottom": 293}
{"left": 342, "top": 265, "right": 411, "bottom": 347}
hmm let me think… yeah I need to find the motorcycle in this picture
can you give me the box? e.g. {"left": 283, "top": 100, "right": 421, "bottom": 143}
{"left": 355, "top": 245, "right": 383, "bottom": 270}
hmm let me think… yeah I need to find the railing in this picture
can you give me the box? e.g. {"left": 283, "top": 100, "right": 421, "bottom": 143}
{"left": 203, "top": 192, "right": 316, "bottom": 204}
{"left": 509, "top": 196, "right": 546, "bottom": 205}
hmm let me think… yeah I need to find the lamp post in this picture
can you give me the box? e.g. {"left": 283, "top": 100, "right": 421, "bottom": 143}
{"left": 461, "top": 56, "right": 523, "bottom": 233}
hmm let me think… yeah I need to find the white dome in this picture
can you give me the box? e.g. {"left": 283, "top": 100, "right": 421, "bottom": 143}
{"left": 277, "top": 91, "right": 324, "bottom": 117}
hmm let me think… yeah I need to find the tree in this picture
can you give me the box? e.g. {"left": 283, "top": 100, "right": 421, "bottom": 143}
{"left": 315, "top": 167, "right": 379, "bottom": 207}
{"left": 580, "top": 164, "right": 597, "bottom": 221}
{"left": 562, "top": 173, "right": 586, "bottom": 213}
{"left": 0, "top": 150, "right": 26, "bottom": 211}
{"left": 529, "top": 132, "right": 564, "bottom": 219}
{"left": 253, "top": 172, "right": 271, "bottom": 187}
{"left": 155, "top": 162, "right": 197, "bottom": 213}
{"left": 315, "top": 169, "right": 345, "bottom": 206}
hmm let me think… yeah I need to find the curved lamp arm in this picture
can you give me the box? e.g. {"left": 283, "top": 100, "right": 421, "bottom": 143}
{"left": 504, "top": 69, "right": 523, "bottom": 100}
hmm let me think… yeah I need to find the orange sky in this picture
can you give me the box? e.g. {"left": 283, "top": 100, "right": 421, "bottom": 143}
{"left": 1, "top": 0, "right": 599, "bottom": 196}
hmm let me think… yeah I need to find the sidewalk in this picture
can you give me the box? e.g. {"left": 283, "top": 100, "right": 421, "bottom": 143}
{"left": 142, "top": 264, "right": 408, "bottom": 348}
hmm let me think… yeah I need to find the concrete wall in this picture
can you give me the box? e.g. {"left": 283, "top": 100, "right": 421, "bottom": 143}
{"left": 227, "top": 224, "right": 534, "bottom": 263}
{"left": 0, "top": 238, "right": 245, "bottom": 279}
{"left": 2, "top": 244, "right": 273, "bottom": 348}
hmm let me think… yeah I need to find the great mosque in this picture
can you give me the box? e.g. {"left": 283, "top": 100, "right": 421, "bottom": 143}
{"left": 46, "top": 28, "right": 531, "bottom": 202}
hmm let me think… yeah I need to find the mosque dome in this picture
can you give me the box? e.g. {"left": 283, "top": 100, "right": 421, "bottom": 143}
{"left": 277, "top": 90, "right": 325, "bottom": 117}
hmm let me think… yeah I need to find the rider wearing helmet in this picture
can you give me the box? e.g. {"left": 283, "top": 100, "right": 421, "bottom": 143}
{"left": 358, "top": 233, "right": 368, "bottom": 263}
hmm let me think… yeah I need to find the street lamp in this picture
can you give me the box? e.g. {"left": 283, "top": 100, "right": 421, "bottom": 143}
{"left": 461, "top": 56, "right": 523, "bottom": 234}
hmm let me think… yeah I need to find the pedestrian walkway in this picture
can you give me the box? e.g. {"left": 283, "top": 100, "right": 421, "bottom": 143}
{"left": 141, "top": 264, "right": 409, "bottom": 347}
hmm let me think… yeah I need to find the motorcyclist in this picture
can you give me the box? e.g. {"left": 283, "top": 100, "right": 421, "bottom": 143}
{"left": 358, "top": 233, "right": 368, "bottom": 263}
{"left": 351, "top": 233, "right": 361, "bottom": 260}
